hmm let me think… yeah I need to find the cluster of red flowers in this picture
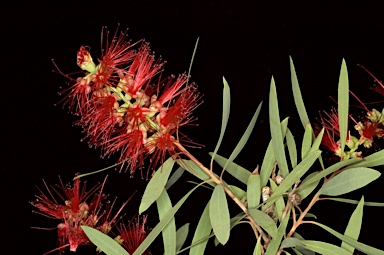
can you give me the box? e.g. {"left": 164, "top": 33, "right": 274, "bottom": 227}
{"left": 56, "top": 27, "right": 202, "bottom": 177}
{"left": 31, "top": 176, "right": 149, "bottom": 254}
{"left": 316, "top": 65, "right": 384, "bottom": 160}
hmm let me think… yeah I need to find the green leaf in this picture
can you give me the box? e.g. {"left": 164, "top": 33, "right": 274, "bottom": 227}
{"left": 222, "top": 101, "right": 262, "bottom": 173}
{"left": 299, "top": 158, "right": 361, "bottom": 188}
{"left": 229, "top": 185, "right": 247, "bottom": 200}
{"left": 166, "top": 167, "right": 185, "bottom": 190}
{"left": 290, "top": 56, "right": 309, "bottom": 129}
{"left": 318, "top": 167, "right": 381, "bottom": 196}
{"left": 264, "top": 150, "right": 321, "bottom": 210}
{"left": 270, "top": 180, "right": 285, "bottom": 221}
{"left": 140, "top": 157, "right": 175, "bottom": 213}
{"left": 286, "top": 128, "right": 298, "bottom": 169}
{"left": 348, "top": 149, "right": 384, "bottom": 168}
{"left": 133, "top": 186, "right": 199, "bottom": 255}
{"left": 311, "top": 222, "right": 384, "bottom": 255}
{"left": 338, "top": 59, "right": 349, "bottom": 158}
{"left": 292, "top": 233, "right": 316, "bottom": 255}
{"left": 189, "top": 202, "right": 212, "bottom": 255}
{"left": 156, "top": 189, "right": 176, "bottom": 255}
{"left": 307, "top": 128, "right": 324, "bottom": 155}
{"left": 281, "top": 237, "right": 305, "bottom": 249}
{"left": 248, "top": 208, "right": 278, "bottom": 239}
{"left": 247, "top": 173, "right": 261, "bottom": 208}
{"left": 210, "top": 77, "right": 231, "bottom": 167}
{"left": 341, "top": 196, "right": 364, "bottom": 253}
{"left": 300, "top": 240, "right": 352, "bottom": 255}
{"left": 269, "top": 76, "right": 289, "bottom": 177}
{"left": 296, "top": 172, "right": 320, "bottom": 200}
{"left": 265, "top": 210, "right": 290, "bottom": 255}
{"left": 209, "top": 185, "right": 230, "bottom": 245}
{"left": 253, "top": 236, "right": 262, "bottom": 255}
{"left": 260, "top": 141, "right": 276, "bottom": 187}
{"left": 322, "top": 197, "right": 384, "bottom": 206}
{"left": 186, "top": 37, "right": 199, "bottom": 86}
{"left": 301, "top": 123, "right": 312, "bottom": 160}
{"left": 81, "top": 226, "right": 129, "bottom": 255}
{"left": 177, "top": 159, "right": 214, "bottom": 187}
{"left": 176, "top": 223, "right": 190, "bottom": 252}
{"left": 209, "top": 153, "right": 251, "bottom": 185}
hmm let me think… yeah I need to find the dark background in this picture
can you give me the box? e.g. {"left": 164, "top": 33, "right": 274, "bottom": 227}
{"left": 3, "top": 0, "right": 384, "bottom": 254}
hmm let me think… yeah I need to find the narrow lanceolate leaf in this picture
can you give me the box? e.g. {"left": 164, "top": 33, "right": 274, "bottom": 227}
{"left": 318, "top": 167, "right": 381, "bottom": 196}
{"left": 264, "top": 150, "right": 321, "bottom": 210}
{"left": 290, "top": 56, "right": 309, "bottom": 129}
{"left": 229, "top": 185, "right": 247, "bottom": 200}
{"left": 307, "top": 128, "right": 324, "bottom": 155}
{"left": 348, "top": 149, "right": 384, "bottom": 168}
{"left": 299, "top": 158, "right": 361, "bottom": 188}
{"left": 249, "top": 208, "right": 278, "bottom": 239}
{"left": 301, "top": 123, "right": 313, "bottom": 160}
{"left": 176, "top": 223, "right": 190, "bottom": 252}
{"left": 292, "top": 233, "right": 316, "bottom": 255}
{"left": 253, "top": 236, "right": 262, "bottom": 255}
{"left": 189, "top": 202, "right": 212, "bottom": 255}
{"left": 297, "top": 172, "right": 320, "bottom": 200}
{"left": 156, "top": 189, "right": 176, "bottom": 255}
{"left": 209, "top": 153, "right": 251, "bottom": 185}
{"left": 312, "top": 221, "right": 384, "bottom": 255}
{"left": 341, "top": 196, "right": 364, "bottom": 253}
{"left": 165, "top": 166, "right": 185, "bottom": 190}
{"left": 281, "top": 237, "right": 305, "bottom": 249}
{"left": 323, "top": 197, "right": 384, "bottom": 207}
{"left": 270, "top": 180, "right": 285, "bottom": 221}
{"left": 260, "top": 141, "right": 275, "bottom": 187}
{"left": 210, "top": 77, "right": 231, "bottom": 166}
{"left": 299, "top": 240, "right": 352, "bottom": 255}
{"left": 139, "top": 157, "right": 175, "bottom": 213}
{"left": 269, "top": 76, "right": 289, "bottom": 177}
{"left": 247, "top": 173, "right": 261, "bottom": 208}
{"left": 133, "top": 186, "right": 199, "bottom": 255}
{"left": 338, "top": 59, "right": 349, "bottom": 159}
{"left": 81, "top": 226, "right": 129, "bottom": 255}
{"left": 210, "top": 185, "right": 230, "bottom": 245}
{"left": 265, "top": 210, "right": 290, "bottom": 255}
{"left": 177, "top": 159, "right": 214, "bottom": 187}
{"left": 186, "top": 37, "right": 199, "bottom": 86}
{"left": 286, "top": 128, "right": 297, "bottom": 168}
{"left": 222, "top": 101, "right": 262, "bottom": 173}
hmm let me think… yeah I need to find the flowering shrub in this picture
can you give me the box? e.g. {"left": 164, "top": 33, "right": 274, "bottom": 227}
{"left": 32, "top": 27, "right": 384, "bottom": 254}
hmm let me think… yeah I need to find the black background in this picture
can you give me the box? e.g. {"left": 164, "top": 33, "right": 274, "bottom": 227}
{"left": 3, "top": 0, "right": 384, "bottom": 254}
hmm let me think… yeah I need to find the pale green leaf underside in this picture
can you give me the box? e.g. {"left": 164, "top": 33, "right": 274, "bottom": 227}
{"left": 342, "top": 196, "right": 364, "bottom": 253}
{"left": 140, "top": 157, "right": 175, "bottom": 213}
{"left": 210, "top": 77, "right": 231, "bottom": 166}
{"left": 156, "top": 189, "right": 176, "bottom": 255}
{"left": 338, "top": 58, "right": 349, "bottom": 158}
{"left": 210, "top": 185, "right": 230, "bottom": 245}
{"left": 81, "top": 226, "right": 129, "bottom": 255}
{"left": 318, "top": 167, "right": 381, "bottom": 196}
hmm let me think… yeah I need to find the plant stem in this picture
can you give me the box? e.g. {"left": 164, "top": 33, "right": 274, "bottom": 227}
{"left": 175, "top": 141, "right": 270, "bottom": 244}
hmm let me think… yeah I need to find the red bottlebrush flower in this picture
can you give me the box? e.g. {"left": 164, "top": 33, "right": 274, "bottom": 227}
{"left": 57, "top": 27, "right": 203, "bottom": 175}
{"left": 116, "top": 215, "right": 151, "bottom": 255}
{"left": 102, "top": 129, "right": 147, "bottom": 175}
{"left": 355, "top": 120, "right": 384, "bottom": 148}
{"left": 121, "top": 43, "right": 165, "bottom": 95}
{"left": 100, "top": 26, "right": 137, "bottom": 68}
{"left": 358, "top": 64, "right": 384, "bottom": 95}
{"left": 31, "top": 175, "right": 132, "bottom": 254}
{"left": 316, "top": 108, "right": 341, "bottom": 155}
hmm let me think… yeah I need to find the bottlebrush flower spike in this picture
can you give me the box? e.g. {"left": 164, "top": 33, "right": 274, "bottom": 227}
{"left": 116, "top": 215, "right": 151, "bottom": 255}
{"left": 355, "top": 109, "right": 384, "bottom": 148}
{"left": 56, "top": 26, "right": 202, "bottom": 176}
{"left": 31, "top": 175, "right": 132, "bottom": 254}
